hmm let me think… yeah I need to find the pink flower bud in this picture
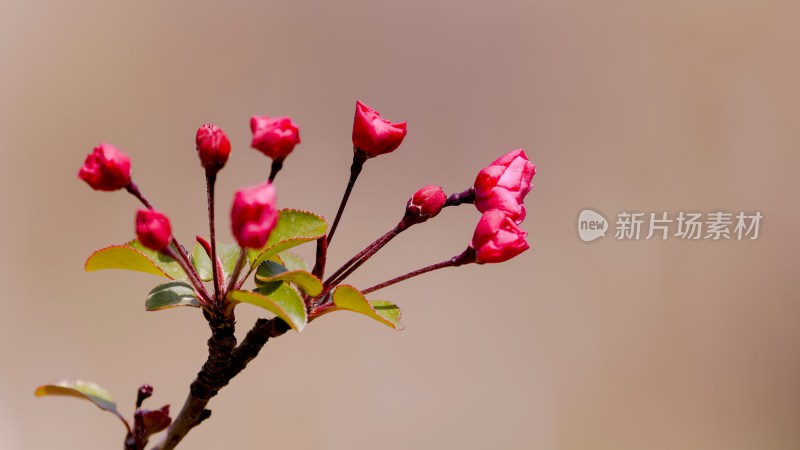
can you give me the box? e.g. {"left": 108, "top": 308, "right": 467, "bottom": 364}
{"left": 250, "top": 116, "right": 300, "bottom": 160}
{"left": 405, "top": 185, "right": 446, "bottom": 223}
{"left": 352, "top": 100, "right": 407, "bottom": 158}
{"left": 77, "top": 143, "right": 132, "bottom": 191}
{"left": 470, "top": 210, "right": 529, "bottom": 263}
{"left": 136, "top": 209, "right": 172, "bottom": 252}
{"left": 474, "top": 149, "right": 536, "bottom": 223}
{"left": 231, "top": 181, "right": 278, "bottom": 249}
{"left": 195, "top": 123, "right": 231, "bottom": 173}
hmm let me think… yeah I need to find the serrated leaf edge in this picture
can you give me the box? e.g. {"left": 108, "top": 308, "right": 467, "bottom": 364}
{"left": 84, "top": 244, "right": 171, "bottom": 278}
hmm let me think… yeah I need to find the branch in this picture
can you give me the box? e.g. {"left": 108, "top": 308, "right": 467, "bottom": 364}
{"left": 149, "top": 317, "right": 290, "bottom": 450}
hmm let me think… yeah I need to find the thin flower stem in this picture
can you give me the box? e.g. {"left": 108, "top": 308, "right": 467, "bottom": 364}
{"left": 327, "top": 150, "right": 367, "bottom": 245}
{"left": 361, "top": 249, "right": 475, "bottom": 295}
{"left": 323, "top": 222, "right": 406, "bottom": 292}
{"left": 206, "top": 173, "right": 221, "bottom": 303}
{"left": 226, "top": 248, "right": 247, "bottom": 294}
{"left": 125, "top": 180, "right": 208, "bottom": 299}
{"left": 443, "top": 187, "right": 476, "bottom": 207}
{"left": 311, "top": 235, "right": 328, "bottom": 280}
{"left": 171, "top": 239, "right": 199, "bottom": 281}
{"left": 268, "top": 158, "right": 283, "bottom": 183}
{"left": 165, "top": 244, "right": 212, "bottom": 304}
{"left": 125, "top": 182, "right": 154, "bottom": 209}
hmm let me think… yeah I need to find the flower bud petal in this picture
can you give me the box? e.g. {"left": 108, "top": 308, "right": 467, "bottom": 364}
{"left": 470, "top": 210, "right": 529, "bottom": 263}
{"left": 405, "top": 185, "right": 446, "bottom": 223}
{"left": 136, "top": 209, "right": 173, "bottom": 251}
{"left": 195, "top": 123, "right": 231, "bottom": 173}
{"left": 474, "top": 149, "right": 536, "bottom": 223}
{"left": 352, "top": 100, "right": 407, "bottom": 158}
{"left": 231, "top": 181, "right": 278, "bottom": 249}
{"left": 250, "top": 116, "right": 300, "bottom": 160}
{"left": 78, "top": 143, "right": 132, "bottom": 191}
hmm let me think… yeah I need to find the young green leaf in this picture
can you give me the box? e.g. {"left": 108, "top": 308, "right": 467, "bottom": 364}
{"left": 248, "top": 209, "right": 327, "bottom": 269}
{"left": 127, "top": 240, "right": 189, "bottom": 280}
{"left": 191, "top": 241, "right": 214, "bottom": 281}
{"left": 86, "top": 241, "right": 188, "bottom": 281}
{"left": 193, "top": 240, "right": 241, "bottom": 284}
{"left": 329, "top": 285, "right": 404, "bottom": 330}
{"left": 35, "top": 380, "right": 129, "bottom": 430}
{"left": 86, "top": 245, "right": 171, "bottom": 278}
{"left": 220, "top": 244, "right": 242, "bottom": 276}
{"left": 254, "top": 261, "right": 323, "bottom": 296}
{"left": 278, "top": 251, "right": 309, "bottom": 272}
{"left": 228, "top": 285, "right": 308, "bottom": 332}
{"left": 146, "top": 281, "right": 201, "bottom": 311}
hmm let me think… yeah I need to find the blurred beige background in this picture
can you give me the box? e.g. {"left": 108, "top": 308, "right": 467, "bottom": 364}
{"left": 1, "top": 0, "right": 798, "bottom": 449}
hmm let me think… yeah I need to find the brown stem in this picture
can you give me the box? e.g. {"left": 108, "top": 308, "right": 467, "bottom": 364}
{"left": 227, "top": 318, "right": 291, "bottom": 379}
{"left": 225, "top": 248, "right": 247, "bottom": 294}
{"left": 327, "top": 150, "right": 367, "bottom": 245}
{"left": 149, "top": 315, "right": 236, "bottom": 450}
{"left": 268, "top": 158, "right": 284, "bottom": 183}
{"left": 321, "top": 222, "right": 406, "bottom": 298}
{"left": 443, "top": 187, "right": 476, "bottom": 207}
{"left": 126, "top": 182, "right": 154, "bottom": 210}
{"left": 148, "top": 317, "right": 290, "bottom": 450}
{"left": 206, "top": 173, "right": 221, "bottom": 303}
{"left": 361, "top": 248, "right": 475, "bottom": 295}
{"left": 164, "top": 244, "right": 212, "bottom": 305}
{"left": 126, "top": 181, "right": 208, "bottom": 299}
{"left": 311, "top": 235, "right": 328, "bottom": 280}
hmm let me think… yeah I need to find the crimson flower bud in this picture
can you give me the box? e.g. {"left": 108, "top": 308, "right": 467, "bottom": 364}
{"left": 195, "top": 123, "right": 231, "bottom": 174}
{"left": 250, "top": 116, "right": 300, "bottom": 160}
{"left": 470, "top": 210, "right": 529, "bottom": 263}
{"left": 352, "top": 100, "right": 407, "bottom": 158}
{"left": 77, "top": 143, "right": 132, "bottom": 191}
{"left": 231, "top": 181, "right": 278, "bottom": 249}
{"left": 404, "top": 185, "right": 446, "bottom": 224}
{"left": 474, "top": 149, "right": 537, "bottom": 223}
{"left": 136, "top": 209, "right": 173, "bottom": 252}
{"left": 136, "top": 385, "right": 154, "bottom": 408}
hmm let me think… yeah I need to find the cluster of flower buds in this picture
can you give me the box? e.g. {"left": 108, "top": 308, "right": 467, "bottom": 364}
{"left": 76, "top": 99, "right": 536, "bottom": 312}
{"left": 469, "top": 149, "right": 536, "bottom": 263}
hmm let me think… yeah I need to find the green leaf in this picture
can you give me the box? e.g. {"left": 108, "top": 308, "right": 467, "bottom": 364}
{"left": 220, "top": 244, "right": 242, "bottom": 276}
{"left": 278, "top": 251, "right": 308, "bottom": 272}
{"left": 228, "top": 285, "right": 308, "bottom": 332}
{"left": 369, "top": 300, "right": 403, "bottom": 329}
{"left": 254, "top": 261, "right": 323, "bottom": 296}
{"left": 86, "top": 240, "right": 188, "bottom": 281}
{"left": 127, "top": 240, "right": 189, "bottom": 281}
{"left": 330, "top": 285, "right": 404, "bottom": 330}
{"left": 35, "top": 380, "right": 128, "bottom": 428}
{"left": 192, "top": 241, "right": 241, "bottom": 283}
{"left": 248, "top": 209, "right": 327, "bottom": 269}
{"left": 192, "top": 242, "right": 214, "bottom": 281}
{"left": 86, "top": 245, "right": 171, "bottom": 278}
{"left": 146, "top": 281, "right": 201, "bottom": 311}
